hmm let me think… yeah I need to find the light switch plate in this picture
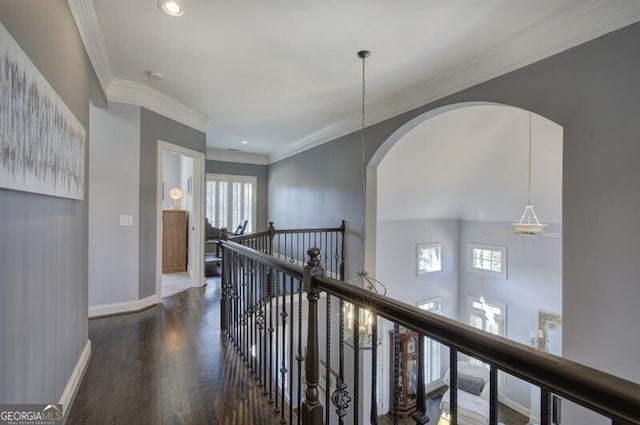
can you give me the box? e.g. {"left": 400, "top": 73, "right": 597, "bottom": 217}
{"left": 119, "top": 215, "right": 134, "bottom": 226}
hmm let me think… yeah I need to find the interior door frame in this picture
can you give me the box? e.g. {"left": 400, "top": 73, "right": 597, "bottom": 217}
{"left": 156, "top": 140, "right": 206, "bottom": 302}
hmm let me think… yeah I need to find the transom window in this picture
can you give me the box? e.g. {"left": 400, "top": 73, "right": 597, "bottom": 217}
{"left": 416, "top": 243, "right": 442, "bottom": 275}
{"left": 468, "top": 243, "right": 507, "bottom": 279}
{"left": 206, "top": 174, "right": 256, "bottom": 233}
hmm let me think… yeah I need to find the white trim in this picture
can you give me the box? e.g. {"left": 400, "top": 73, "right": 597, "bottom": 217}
{"left": 67, "top": 0, "right": 113, "bottom": 94}
{"left": 109, "top": 79, "right": 209, "bottom": 132}
{"left": 60, "top": 340, "right": 91, "bottom": 423}
{"left": 267, "top": 1, "right": 640, "bottom": 163}
{"left": 156, "top": 141, "right": 206, "bottom": 304}
{"left": 206, "top": 148, "right": 268, "bottom": 165}
{"left": 88, "top": 295, "right": 157, "bottom": 318}
{"left": 499, "top": 394, "right": 531, "bottom": 420}
{"left": 68, "top": 0, "right": 210, "bottom": 133}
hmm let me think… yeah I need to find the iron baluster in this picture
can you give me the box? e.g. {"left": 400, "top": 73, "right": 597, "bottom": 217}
{"left": 490, "top": 364, "right": 498, "bottom": 425}
{"left": 393, "top": 324, "right": 400, "bottom": 425}
{"left": 370, "top": 314, "right": 378, "bottom": 425}
{"left": 450, "top": 349, "right": 458, "bottom": 425}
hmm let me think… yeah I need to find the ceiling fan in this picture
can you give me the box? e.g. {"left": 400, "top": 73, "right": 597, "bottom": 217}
{"left": 488, "top": 112, "right": 560, "bottom": 239}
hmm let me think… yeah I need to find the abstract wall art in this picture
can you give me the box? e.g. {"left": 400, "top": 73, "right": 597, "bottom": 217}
{"left": 0, "top": 22, "right": 86, "bottom": 200}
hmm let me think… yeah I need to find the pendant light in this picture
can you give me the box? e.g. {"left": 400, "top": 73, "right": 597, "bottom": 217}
{"left": 512, "top": 113, "right": 548, "bottom": 236}
{"left": 344, "top": 50, "right": 387, "bottom": 348}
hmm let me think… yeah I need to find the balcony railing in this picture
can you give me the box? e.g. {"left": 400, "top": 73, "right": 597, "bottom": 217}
{"left": 219, "top": 225, "right": 640, "bottom": 425}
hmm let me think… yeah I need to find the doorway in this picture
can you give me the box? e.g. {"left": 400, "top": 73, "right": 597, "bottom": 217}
{"left": 156, "top": 140, "right": 205, "bottom": 301}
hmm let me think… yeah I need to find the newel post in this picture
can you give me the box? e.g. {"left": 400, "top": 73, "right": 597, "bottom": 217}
{"left": 301, "top": 247, "right": 325, "bottom": 425}
{"left": 220, "top": 228, "right": 229, "bottom": 333}
{"left": 267, "top": 221, "right": 276, "bottom": 256}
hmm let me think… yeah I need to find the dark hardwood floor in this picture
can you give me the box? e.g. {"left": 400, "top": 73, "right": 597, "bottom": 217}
{"left": 68, "top": 279, "right": 529, "bottom": 425}
{"left": 67, "top": 278, "right": 284, "bottom": 425}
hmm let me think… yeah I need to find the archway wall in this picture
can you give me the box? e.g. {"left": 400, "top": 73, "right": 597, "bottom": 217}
{"left": 267, "top": 22, "right": 640, "bottom": 402}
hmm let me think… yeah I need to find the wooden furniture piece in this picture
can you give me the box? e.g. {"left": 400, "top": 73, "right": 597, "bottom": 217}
{"left": 389, "top": 329, "right": 419, "bottom": 417}
{"left": 162, "top": 210, "right": 187, "bottom": 273}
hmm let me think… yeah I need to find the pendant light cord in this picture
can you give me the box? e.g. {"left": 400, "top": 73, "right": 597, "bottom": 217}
{"left": 528, "top": 113, "right": 532, "bottom": 205}
{"left": 359, "top": 52, "right": 367, "bottom": 271}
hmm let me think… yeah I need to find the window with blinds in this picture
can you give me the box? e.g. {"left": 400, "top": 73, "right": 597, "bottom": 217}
{"left": 206, "top": 174, "right": 257, "bottom": 233}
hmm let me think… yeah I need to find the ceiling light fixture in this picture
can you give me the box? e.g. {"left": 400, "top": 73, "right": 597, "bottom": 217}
{"left": 344, "top": 50, "right": 387, "bottom": 349}
{"left": 512, "top": 113, "right": 548, "bottom": 237}
{"left": 158, "top": 0, "right": 184, "bottom": 17}
{"left": 241, "top": 140, "right": 249, "bottom": 144}
{"left": 148, "top": 71, "right": 164, "bottom": 80}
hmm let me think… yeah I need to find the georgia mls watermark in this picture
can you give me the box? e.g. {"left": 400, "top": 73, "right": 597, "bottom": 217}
{"left": 0, "top": 404, "right": 62, "bottom": 425}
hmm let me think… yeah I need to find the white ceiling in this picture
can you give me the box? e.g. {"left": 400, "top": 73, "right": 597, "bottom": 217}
{"left": 377, "top": 105, "right": 563, "bottom": 223}
{"left": 74, "top": 0, "right": 640, "bottom": 162}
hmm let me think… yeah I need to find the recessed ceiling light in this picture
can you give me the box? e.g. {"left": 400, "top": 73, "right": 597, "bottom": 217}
{"left": 158, "top": 0, "right": 184, "bottom": 16}
{"left": 148, "top": 71, "right": 164, "bottom": 80}
{"left": 241, "top": 140, "right": 249, "bottom": 144}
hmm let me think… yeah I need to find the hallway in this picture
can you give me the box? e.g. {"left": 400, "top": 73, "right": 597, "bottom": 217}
{"left": 67, "top": 279, "right": 283, "bottom": 424}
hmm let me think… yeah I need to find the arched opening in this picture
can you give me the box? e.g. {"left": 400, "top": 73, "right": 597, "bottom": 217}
{"left": 369, "top": 102, "right": 563, "bottom": 422}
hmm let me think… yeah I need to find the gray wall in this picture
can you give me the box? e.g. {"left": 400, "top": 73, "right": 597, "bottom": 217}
{"left": 376, "top": 219, "right": 459, "bottom": 318}
{"left": 268, "top": 20, "right": 640, "bottom": 415}
{"left": 88, "top": 102, "right": 141, "bottom": 307}
{"left": 268, "top": 136, "right": 362, "bottom": 278}
{"left": 376, "top": 219, "right": 458, "bottom": 414}
{"left": 206, "top": 160, "right": 269, "bottom": 230}
{"left": 0, "top": 0, "right": 90, "bottom": 404}
{"left": 138, "top": 108, "right": 206, "bottom": 298}
{"left": 458, "top": 221, "right": 562, "bottom": 411}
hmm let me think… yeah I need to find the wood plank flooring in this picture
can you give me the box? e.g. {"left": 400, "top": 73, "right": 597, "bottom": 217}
{"left": 67, "top": 279, "right": 284, "bottom": 425}
{"left": 67, "top": 279, "right": 529, "bottom": 425}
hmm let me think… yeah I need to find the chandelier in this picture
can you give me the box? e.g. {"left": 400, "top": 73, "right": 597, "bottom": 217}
{"left": 344, "top": 50, "right": 387, "bottom": 349}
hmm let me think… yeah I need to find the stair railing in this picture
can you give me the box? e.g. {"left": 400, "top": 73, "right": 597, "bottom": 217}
{"left": 220, "top": 238, "right": 640, "bottom": 425}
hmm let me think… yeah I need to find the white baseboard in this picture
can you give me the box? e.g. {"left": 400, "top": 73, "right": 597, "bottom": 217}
{"left": 500, "top": 394, "right": 531, "bottom": 419}
{"left": 528, "top": 413, "right": 540, "bottom": 425}
{"left": 60, "top": 340, "right": 91, "bottom": 423}
{"left": 89, "top": 295, "right": 157, "bottom": 318}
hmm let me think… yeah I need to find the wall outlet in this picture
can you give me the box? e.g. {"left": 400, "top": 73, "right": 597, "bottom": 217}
{"left": 119, "top": 215, "right": 134, "bottom": 226}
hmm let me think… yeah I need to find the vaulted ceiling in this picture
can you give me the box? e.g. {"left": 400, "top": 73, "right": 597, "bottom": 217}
{"left": 71, "top": 0, "right": 640, "bottom": 162}
{"left": 377, "top": 105, "right": 563, "bottom": 223}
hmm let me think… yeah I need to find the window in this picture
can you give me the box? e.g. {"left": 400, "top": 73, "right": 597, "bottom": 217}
{"left": 418, "top": 298, "right": 443, "bottom": 388}
{"left": 416, "top": 243, "right": 442, "bottom": 275}
{"left": 468, "top": 243, "right": 507, "bottom": 279}
{"left": 206, "top": 174, "right": 257, "bottom": 233}
{"left": 467, "top": 295, "right": 507, "bottom": 393}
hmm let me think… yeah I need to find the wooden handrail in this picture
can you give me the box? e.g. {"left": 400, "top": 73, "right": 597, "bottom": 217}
{"left": 312, "top": 273, "right": 640, "bottom": 425}
{"left": 272, "top": 227, "right": 344, "bottom": 235}
{"left": 220, "top": 240, "right": 304, "bottom": 280}
{"left": 221, "top": 237, "right": 640, "bottom": 424}
{"left": 228, "top": 230, "right": 269, "bottom": 243}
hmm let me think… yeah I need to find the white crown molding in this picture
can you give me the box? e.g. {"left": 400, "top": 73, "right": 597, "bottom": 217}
{"left": 206, "top": 148, "right": 268, "bottom": 165}
{"left": 268, "top": 0, "right": 640, "bottom": 164}
{"left": 67, "top": 0, "right": 114, "bottom": 92}
{"left": 60, "top": 339, "right": 91, "bottom": 422}
{"left": 88, "top": 295, "right": 157, "bottom": 318}
{"left": 108, "top": 79, "right": 209, "bottom": 132}
{"left": 68, "top": 0, "right": 210, "bottom": 132}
